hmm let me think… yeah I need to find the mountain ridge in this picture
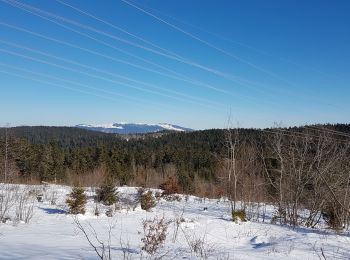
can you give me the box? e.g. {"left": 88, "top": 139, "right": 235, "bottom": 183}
{"left": 75, "top": 122, "right": 194, "bottom": 134}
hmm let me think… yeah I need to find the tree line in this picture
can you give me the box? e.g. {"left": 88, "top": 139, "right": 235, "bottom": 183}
{"left": 1, "top": 124, "right": 350, "bottom": 229}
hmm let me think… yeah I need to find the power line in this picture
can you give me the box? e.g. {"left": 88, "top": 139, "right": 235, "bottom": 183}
{"left": 2, "top": 0, "right": 280, "bottom": 96}
{"left": 55, "top": 0, "right": 184, "bottom": 61}
{"left": 0, "top": 39, "right": 223, "bottom": 109}
{"left": 119, "top": 0, "right": 340, "bottom": 109}
{"left": 120, "top": 0, "right": 297, "bottom": 87}
{"left": 305, "top": 125, "right": 350, "bottom": 139}
{"left": 0, "top": 21, "right": 281, "bottom": 109}
{"left": 0, "top": 69, "right": 132, "bottom": 104}
{"left": 261, "top": 128, "right": 348, "bottom": 143}
{"left": 3, "top": 0, "right": 237, "bottom": 80}
{"left": 0, "top": 65, "right": 183, "bottom": 112}
{"left": 0, "top": 1, "right": 311, "bottom": 111}
{"left": 0, "top": 47, "right": 221, "bottom": 110}
{"left": 1, "top": 0, "right": 339, "bottom": 111}
{"left": 131, "top": 0, "right": 346, "bottom": 82}
{"left": 0, "top": 20, "right": 234, "bottom": 97}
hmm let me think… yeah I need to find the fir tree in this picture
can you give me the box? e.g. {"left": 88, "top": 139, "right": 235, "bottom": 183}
{"left": 66, "top": 186, "right": 87, "bottom": 214}
{"left": 96, "top": 180, "right": 118, "bottom": 206}
{"left": 141, "top": 190, "right": 156, "bottom": 211}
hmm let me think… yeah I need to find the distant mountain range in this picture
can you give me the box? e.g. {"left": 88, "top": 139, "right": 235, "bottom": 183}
{"left": 75, "top": 122, "right": 193, "bottom": 134}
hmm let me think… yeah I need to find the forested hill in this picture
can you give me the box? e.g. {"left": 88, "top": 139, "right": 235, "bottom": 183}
{"left": 0, "top": 125, "right": 260, "bottom": 152}
{"left": 1, "top": 124, "right": 348, "bottom": 148}
{"left": 0, "top": 124, "right": 349, "bottom": 192}
{"left": 0, "top": 126, "right": 118, "bottom": 148}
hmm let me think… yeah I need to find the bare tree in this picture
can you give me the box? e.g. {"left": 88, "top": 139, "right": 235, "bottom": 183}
{"left": 259, "top": 126, "right": 350, "bottom": 229}
{"left": 224, "top": 120, "right": 240, "bottom": 215}
{"left": 73, "top": 216, "right": 117, "bottom": 260}
{"left": 3, "top": 125, "right": 9, "bottom": 183}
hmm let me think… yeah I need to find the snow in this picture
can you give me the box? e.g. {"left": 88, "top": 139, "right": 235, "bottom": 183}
{"left": 76, "top": 123, "right": 124, "bottom": 129}
{"left": 75, "top": 122, "right": 191, "bottom": 134}
{"left": 157, "top": 123, "right": 186, "bottom": 131}
{"left": 0, "top": 184, "right": 349, "bottom": 259}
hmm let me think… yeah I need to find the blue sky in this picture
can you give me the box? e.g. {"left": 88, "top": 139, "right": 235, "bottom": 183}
{"left": 0, "top": 0, "right": 349, "bottom": 129}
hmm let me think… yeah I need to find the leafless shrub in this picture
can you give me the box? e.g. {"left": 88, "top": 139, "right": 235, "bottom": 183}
{"left": 49, "top": 190, "right": 58, "bottom": 205}
{"left": 0, "top": 184, "right": 19, "bottom": 222}
{"left": 162, "top": 194, "right": 182, "bottom": 202}
{"left": 73, "top": 216, "right": 116, "bottom": 260}
{"left": 94, "top": 203, "right": 100, "bottom": 216}
{"left": 119, "top": 236, "right": 133, "bottom": 260}
{"left": 141, "top": 216, "right": 168, "bottom": 257}
{"left": 171, "top": 208, "right": 186, "bottom": 243}
{"left": 182, "top": 228, "right": 213, "bottom": 259}
{"left": 15, "top": 188, "right": 36, "bottom": 223}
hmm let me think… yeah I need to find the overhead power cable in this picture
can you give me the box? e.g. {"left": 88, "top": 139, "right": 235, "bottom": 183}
{"left": 0, "top": 39, "right": 223, "bottom": 109}
{"left": 2, "top": 0, "right": 277, "bottom": 94}
{"left": 0, "top": 47, "right": 220, "bottom": 110}
{"left": 120, "top": 0, "right": 296, "bottom": 87}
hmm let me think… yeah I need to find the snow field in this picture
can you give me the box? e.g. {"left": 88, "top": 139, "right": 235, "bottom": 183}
{"left": 0, "top": 184, "right": 349, "bottom": 259}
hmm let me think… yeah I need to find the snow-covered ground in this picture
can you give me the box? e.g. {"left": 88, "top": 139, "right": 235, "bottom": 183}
{"left": 0, "top": 184, "right": 349, "bottom": 259}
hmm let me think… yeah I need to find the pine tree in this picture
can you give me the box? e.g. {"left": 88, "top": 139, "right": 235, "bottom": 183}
{"left": 141, "top": 190, "right": 156, "bottom": 211}
{"left": 96, "top": 180, "right": 118, "bottom": 206}
{"left": 66, "top": 186, "right": 87, "bottom": 214}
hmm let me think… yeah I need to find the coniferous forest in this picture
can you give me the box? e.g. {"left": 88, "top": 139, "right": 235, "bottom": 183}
{"left": 1, "top": 124, "right": 350, "bottom": 202}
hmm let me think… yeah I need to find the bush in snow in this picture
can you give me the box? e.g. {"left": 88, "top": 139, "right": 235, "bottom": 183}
{"left": 141, "top": 216, "right": 168, "bottom": 256}
{"left": 140, "top": 190, "right": 156, "bottom": 211}
{"left": 232, "top": 209, "right": 247, "bottom": 222}
{"left": 105, "top": 207, "right": 113, "bottom": 217}
{"left": 93, "top": 203, "right": 100, "bottom": 216}
{"left": 0, "top": 184, "right": 19, "bottom": 222}
{"left": 15, "top": 189, "right": 36, "bottom": 224}
{"left": 322, "top": 204, "right": 343, "bottom": 231}
{"left": 159, "top": 176, "right": 181, "bottom": 195}
{"left": 66, "top": 186, "right": 87, "bottom": 215}
{"left": 96, "top": 180, "right": 118, "bottom": 206}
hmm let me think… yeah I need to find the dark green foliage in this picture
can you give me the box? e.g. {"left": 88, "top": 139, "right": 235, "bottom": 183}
{"left": 141, "top": 191, "right": 156, "bottom": 211}
{"left": 0, "top": 126, "right": 225, "bottom": 188}
{"left": 232, "top": 209, "right": 247, "bottom": 222}
{"left": 96, "top": 181, "right": 118, "bottom": 206}
{"left": 1, "top": 124, "right": 350, "bottom": 201}
{"left": 66, "top": 186, "right": 87, "bottom": 214}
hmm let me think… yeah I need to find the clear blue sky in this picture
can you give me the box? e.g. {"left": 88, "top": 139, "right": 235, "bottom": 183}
{"left": 0, "top": 0, "right": 349, "bottom": 129}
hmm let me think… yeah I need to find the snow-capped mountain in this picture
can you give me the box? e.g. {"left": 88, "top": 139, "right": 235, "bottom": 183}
{"left": 75, "top": 122, "right": 193, "bottom": 134}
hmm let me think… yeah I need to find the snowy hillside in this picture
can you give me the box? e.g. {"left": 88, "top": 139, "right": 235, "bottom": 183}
{"left": 75, "top": 122, "right": 193, "bottom": 134}
{"left": 0, "top": 183, "right": 349, "bottom": 259}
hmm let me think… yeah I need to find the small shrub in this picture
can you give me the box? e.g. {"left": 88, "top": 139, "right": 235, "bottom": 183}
{"left": 141, "top": 217, "right": 168, "bottom": 256}
{"left": 49, "top": 191, "right": 58, "bottom": 205}
{"left": 159, "top": 176, "right": 181, "bottom": 195}
{"left": 15, "top": 190, "right": 35, "bottom": 224}
{"left": 114, "top": 202, "right": 121, "bottom": 211}
{"left": 96, "top": 181, "right": 118, "bottom": 206}
{"left": 66, "top": 186, "right": 87, "bottom": 215}
{"left": 36, "top": 194, "right": 43, "bottom": 202}
{"left": 271, "top": 206, "right": 286, "bottom": 225}
{"left": 105, "top": 207, "right": 113, "bottom": 217}
{"left": 154, "top": 191, "right": 162, "bottom": 200}
{"left": 94, "top": 204, "right": 100, "bottom": 216}
{"left": 163, "top": 194, "right": 182, "bottom": 202}
{"left": 232, "top": 209, "right": 247, "bottom": 222}
{"left": 141, "top": 190, "right": 156, "bottom": 211}
{"left": 322, "top": 205, "right": 343, "bottom": 231}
